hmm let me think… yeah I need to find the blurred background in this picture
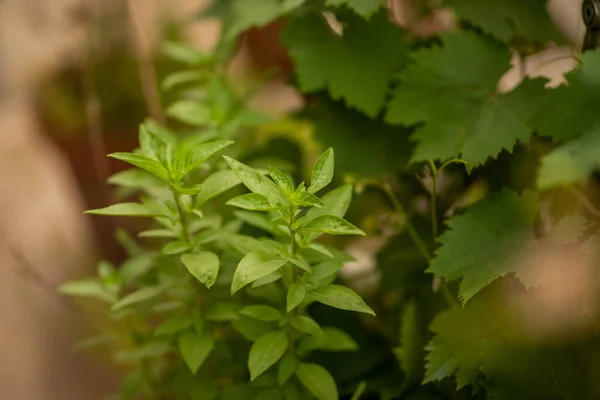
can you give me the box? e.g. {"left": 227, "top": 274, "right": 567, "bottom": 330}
{"left": 0, "top": 0, "right": 586, "bottom": 398}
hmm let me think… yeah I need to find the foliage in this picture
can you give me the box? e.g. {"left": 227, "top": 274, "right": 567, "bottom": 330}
{"left": 60, "top": 0, "right": 600, "bottom": 399}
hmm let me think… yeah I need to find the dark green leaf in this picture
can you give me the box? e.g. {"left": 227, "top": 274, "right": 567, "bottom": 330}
{"left": 296, "top": 363, "right": 338, "bottom": 400}
{"left": 178, "top": 331, "right": 214, "bottom": 374}
{"left": 287, "top": 282, "right": 306, "bottom": 312}
{"left": 290, "top": 315, "right": 323, "bottom": 337}
{"left": 239, "top": 305, "right": 283, "bottom": 321}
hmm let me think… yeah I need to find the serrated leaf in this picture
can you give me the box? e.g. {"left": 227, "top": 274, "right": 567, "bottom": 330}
{"left": 232, "top": 251, "right": 288, "bottom": 294}
{"left": 301, "top": 215, "right": 365, "bottom": 237}
{"left": 287, "top": 282, "right": 306, "bottom": 312}
{"left": 445, "top": 0, "right": 564, "bottom": 43}
{"left": 58, "top": 280, "right": 116, "bottom": 303}
{"left": 309, "top": 148, "right": 334, "bottom": 193}
{"left": 181, "top": 251, "right": 220, "bottom": 289}
{"left": 111, "top": 284, "right": 168, "bottom": 311}
{"left": 249, "top": 331, "right": 288, "bottom": 381}
{"left": 278, "top": 356, "right": 299, "bottom": 386}
{"left": 239, "top": 305, "right": 282, "bottom": 321}
{"left": 108, "top": 152, "right": 170, "bottom": 182}
{"left": 269, "top": 165, "right": 295, "bottom": 194}
{"left": 155, "top": 315, "right": 192, "bottom": 336}
{"left": 325, "top": 0, "right": 385, "bottom": 18}
{"left": 308, "top": 284, "right": 375, "bottom": 315}
{"left": 282, "top": 11, "right": 408, "bottom": 117}
{"left": 428, "top": 191, "right": 585, "bottom": 303}
{"left": 85, "top": 202, "right": 166, "bottom": 217}
{"left": 227, "top": 193, "right": 274, "bottom": 211}
{"left": 178, "top": 331, "right": 214, "bottom": 374}
{"left": 530, "top": 52, "right": 600, "bottom": 188}
{"left": 424, "top": 295, "right": 499, "bottom": 389}
{"left": 195, "top": 169, "right": 241, "bottom": 207}
{"left": 290, "top": 316, "right": 323, "bottom": 337}
{"left": 224, "top": 156, "right": 286, "bottom": 205}
{"left": 386, "top": 32, "right": 546, "bottom": 166}
{"left": 296, "top": 363, "right": 338, "bottom": 400}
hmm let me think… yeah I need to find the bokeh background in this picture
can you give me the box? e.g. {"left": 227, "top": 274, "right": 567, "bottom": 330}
{"left": 0, "top": 0, "right": 586, "bottom": 398}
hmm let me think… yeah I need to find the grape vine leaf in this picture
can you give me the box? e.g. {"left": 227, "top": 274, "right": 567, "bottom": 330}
{"left": 201, "top": 0, "right": 305, "bottom": 41}
{"left": 325, "top": 0, "right": 386, "bottom": 18}
{"left": 282, "top": 11, "right": 408, "bottom": 117}
{"left": 424, "top": 293, "right": 502, "bottom": 389}
{"left": 386, "top": 32, "right": 546, "bottom": 166}
{"left": 428, "top": 190, "right": 585, "bottom": 303}
{"left": 445, "top": 0, "right": 564, "bottom": 44}
{"left": 530, "top": 52, "right": 600, "bottom": 188}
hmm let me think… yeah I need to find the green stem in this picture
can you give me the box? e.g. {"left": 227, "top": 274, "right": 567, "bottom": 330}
{"left": 173, "top": 191, "right": 191, "bottom": 244}
{"left": 428, "top": 160, "right": 439, "bottom": 241}
{"left": 381, "top": 183, "right": 431, "bottom": 262}
{"left": 287, "top": 204, "right": 298, "bottom": 354}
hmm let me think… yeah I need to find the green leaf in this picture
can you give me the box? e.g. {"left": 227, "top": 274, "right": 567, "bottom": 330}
{"left": 445, "top": 0, "right": 564, "bottom": 43}
{"left": 162, "top": 240, "right": 191, "bottom": 255}
{"left": 107, "top": 168, "right": 163, "bottom": 192}
{"left": 308, "top": 284, "right": 375, "bottom": 315}
{"left": 287, "top": 282, "right": 306, "bottom": 312}
{"left": 162, "top": 70, "right": 208, "bottom": 91}
{"left": 162, "top": 41, "right": 212, "bottom": 66}
{"left": 325, "top": 0, "right": 385, "bottom": 18}
{"left": 239, "top": 305, "right": 282, "bottom": 321}
{"left": 223, "top": 156, "right": 286, "bottom": 205}
{"left": 111, "top": 284, "right": 168, "bottom": 311}
{"left": 298, "top": 327, "right": 358, "bottom": 353}
{"left": 108, "top": 152, "right": 170, "bottom": 182}
{"left": 195, "top": 169, "right": 241, "bottom": 207}
{"left": 394, "top": 301, "right": 425, "bottom": 385}
{"left": 178, "top": 331, "right": 214, "bottom": 374}
{"left": 203, "top": 0, "right": 290, "bottom": 41}
{"left": 309, "top": 148, "right": 334, "bottom": 193}
{"left": 282, "top": 11, "right": 408, "bottom": 117}
{"left": 296, "top": 363, "right": 338, "bottom": 400}
{"left": 530, "top": 52, "right": 600, "bottom": 188}
{"left": 155, "top": 315, "right": 192, "bottom": 336}
{"left": 428, "top": 191, "right": 585, "bottom": 303}
{"left": 307, "top": 261, "right": 342, "bottom": 287}
{"left": 248, "top": 331, "right": 288, "bottom": 381}
{"left": 58, "top": 280, "right": 116, "bottom": 303}
{"left": 119, "top": 255, "right": 154, "bottom": 284}
{"left": 232, "top": 316, "right": 273, "bottom": 341}
{"left": 386, "top": 32, "right": 546, "bottom": 166}
{"left": 252, "top": 272, "right": 283, "bottom": 288}
{"left": 303, "top": 185, "right": 354, "bottom": 243}
{"left": 301, "top": 215, "right": 365, "bottom": 237}
{"left": 269, "top": 166, "right": 295, "bottom": 194}
{"left": 181, "top": 251, "right": 220, "bottom": 289}
{"left": 227, "top": 193, "right": 274, "bottom": 211}
{"left": 85, "top": 202, "right": 166, "bottom": 218}
{"left": 180, "top": 140, "right": 234, "bottom": 175}
{"left": 167, "top": 100, "right": 211, "bottom": 126}
{"left": 278, "top": 356, "right": 299, "bottom": 387}
{"left": 424, "top": 293, "right": 503, "bottom": 389}
{"left": 290, "top": 316, "right": 323, "bottom": 337}
{"left": 232, "top": 251, "right": 288, "bottom": 294}
{"left": 205, "top": 302, "right": 240, "bottom": 321}
{"left": 537, "top": 126, "right": 600, "bottom": 188}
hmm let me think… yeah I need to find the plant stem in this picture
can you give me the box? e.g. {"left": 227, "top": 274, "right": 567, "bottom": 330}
{"left": 173, "top": 191, "right": 191, "bottom": 244}
{"left": 381, "top": 182, "right": 431, "bottom": 262}
{"left": 428, "top": 160, "right": 439, "bottom": 241}
{"left": 287, "top": 204, "right": 298, "bottom": 354}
